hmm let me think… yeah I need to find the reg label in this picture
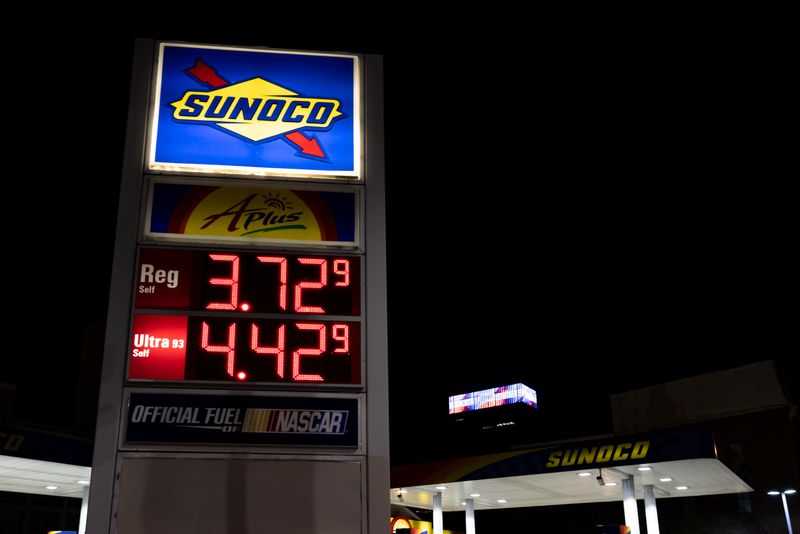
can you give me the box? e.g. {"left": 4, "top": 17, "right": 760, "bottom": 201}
{"left": 135, "top": 248, "right": 193, "bottom": 309}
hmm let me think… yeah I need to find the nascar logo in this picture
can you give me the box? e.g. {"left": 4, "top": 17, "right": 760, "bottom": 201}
{"left": 170, "top": 59, "right": 344, "bottom": 161}
{"left": 242, "top": 409, "right": 348, "bottom": 434}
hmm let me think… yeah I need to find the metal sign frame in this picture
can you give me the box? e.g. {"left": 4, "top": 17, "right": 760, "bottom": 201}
{"left": 87, "top": 39, "right": 387, "bottom": 534}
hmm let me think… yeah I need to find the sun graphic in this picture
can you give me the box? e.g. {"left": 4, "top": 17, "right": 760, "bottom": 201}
{"left": 262, "top": 193, "right": 294, "bottom": 211}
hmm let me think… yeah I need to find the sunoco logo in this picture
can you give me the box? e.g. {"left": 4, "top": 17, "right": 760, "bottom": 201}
{"left": 170, "top": 59, "right": 344, "bottom": 161}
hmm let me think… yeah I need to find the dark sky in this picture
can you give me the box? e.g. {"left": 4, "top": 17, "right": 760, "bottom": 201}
{"left": 4, "top": 19, "right": 794, "bottom": 462}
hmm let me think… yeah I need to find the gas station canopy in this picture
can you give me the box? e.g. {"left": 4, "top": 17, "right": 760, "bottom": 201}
{"left": 390, "top": 427, "right": 751, "bottom": 511}
{"left": 0, "top": 456, "right": 90, "bottom": 498}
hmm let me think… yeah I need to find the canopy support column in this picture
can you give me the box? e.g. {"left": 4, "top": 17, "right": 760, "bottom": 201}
{"left": 465, "top": 498, "right": 476, "bottom": 534}
{"left": 622, "top": 477, "right": 641, "bottom": 534}
{"left": 644, "top": 484, "right": 660, "bottom": 534}
{"left": 433, "top": 492, "right": 443, "bottom": 534}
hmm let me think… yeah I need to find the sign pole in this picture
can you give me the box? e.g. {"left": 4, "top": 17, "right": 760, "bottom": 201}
{"left": 364, "top": 53, "right": 390, "bottom": 533}
{"left": 88, "top": 39, "right": 387, "bottom": 533}
{"left": 86, "top": 38, "right": 153, "bottom": 533}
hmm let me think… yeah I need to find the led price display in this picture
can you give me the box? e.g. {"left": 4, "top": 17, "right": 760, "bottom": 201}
{"left": 128, "top": 247, "right": 362, "bottom": 386}
{"left": 135, "top": 247, "right": 360, "bottom": 315}
{"left": 130, "top": 315, "right": 360, "bottom": 384}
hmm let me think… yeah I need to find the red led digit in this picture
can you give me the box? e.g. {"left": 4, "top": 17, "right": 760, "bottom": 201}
{"left": 333, "top": 259, "right": 350, "bottom": 287}
{"left": 295, "top": 258, "right": 327, "bottom": 313}
{"left": 206, "top": 254, "right": 240, "bottom": 310}
{"left": 250, "top": 323, "right": 286, "bottom": 378}
{"left": 257, "top": 256, "right": 288, "bottom": 311}
{"left": 201, "top": 321, "right": 237, "bottom": 377}
{"left": 292, "top": 323, "right": 326, "bottom": 382}
{"left": 332, "top": 324, "right": 349, "bottom": 353}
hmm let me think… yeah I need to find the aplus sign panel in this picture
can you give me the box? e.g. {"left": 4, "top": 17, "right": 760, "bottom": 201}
{"left": 148, "top": 43, "right": 360, "bottom": 178}
{"left": 146, "top": 181, "right": 359, "bottom": 247}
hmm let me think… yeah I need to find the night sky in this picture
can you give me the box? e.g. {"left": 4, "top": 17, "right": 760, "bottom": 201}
{"left": 3, "top": 19, "right": 793, "bottom": 465}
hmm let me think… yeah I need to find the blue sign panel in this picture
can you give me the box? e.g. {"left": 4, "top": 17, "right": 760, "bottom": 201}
{"left": 125, "top": 392, "right": 359, "bottom": 448}
{"left": 149, "top": 43, "right": 360, "bottom": 178}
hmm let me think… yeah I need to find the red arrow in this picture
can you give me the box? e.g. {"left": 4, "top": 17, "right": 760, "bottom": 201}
{"left": 284, "top": 132, "right": 326, "bottom": 158}
{"left": 187, "top": 59, "right": 228, "bottom": 88}
{"left": 183, "top": 60, "right": 329, "bottom": 161}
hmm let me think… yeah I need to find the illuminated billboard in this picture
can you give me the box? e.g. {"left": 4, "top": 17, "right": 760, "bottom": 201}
{"left": 148, "top": 42, "right": 360, "bottom": 179}
{"left": 448, "top": 383, "right": 537, "bottom": 415}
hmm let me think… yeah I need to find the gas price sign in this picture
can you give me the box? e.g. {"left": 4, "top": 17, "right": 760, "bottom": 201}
{"left": 128, "top": 247, "right": 362, "bottom": 386}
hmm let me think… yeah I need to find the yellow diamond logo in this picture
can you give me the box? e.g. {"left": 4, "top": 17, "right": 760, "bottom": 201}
{"left": 171, "top": 78, "right": 343, "bottom": 143}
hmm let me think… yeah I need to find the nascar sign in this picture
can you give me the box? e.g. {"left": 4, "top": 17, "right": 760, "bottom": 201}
{"left": 148, "top": 43, "right": 360, "bottom": 178}
{"left": 124, "top": 392, "right": 359, "bottom": 448}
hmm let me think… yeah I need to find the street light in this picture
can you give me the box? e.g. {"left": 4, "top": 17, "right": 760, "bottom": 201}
{"left": 768, "top": 489, "right": 796, "bottom": 534}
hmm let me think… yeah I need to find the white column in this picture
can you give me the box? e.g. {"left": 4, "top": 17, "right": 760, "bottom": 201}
{"left": 643, "top": 484, "right": 660, "bottom": 534}
{"left": 433, "top": 492, "right": 443, "bottom": 534}
{"left": 781, "top": 493, "right": 794, "bottom": 534}
{"left": 465, "top": 498, "right": 476, "bottom": 534}
{"left": 79, "top": 485, "right": 90, "bottom": 534}
{"left": 622, "top": 477, "right": 641, "bottom": 534}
